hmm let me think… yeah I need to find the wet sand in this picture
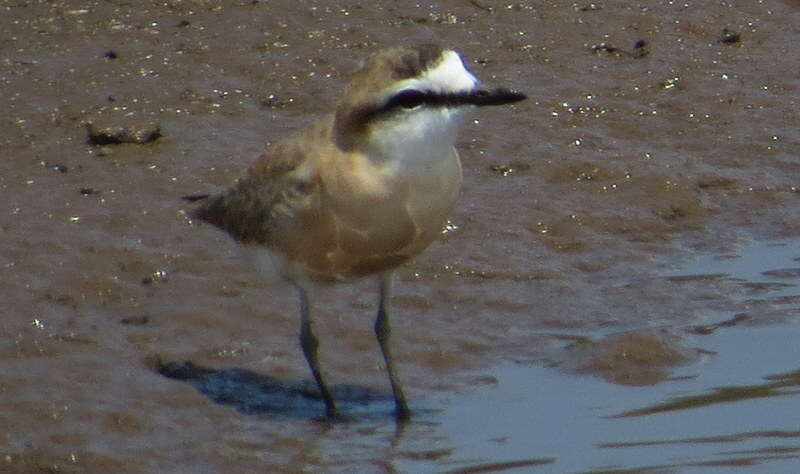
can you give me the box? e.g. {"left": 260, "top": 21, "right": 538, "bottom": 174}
{"left": 2, "top": 1, "right": 800, "bottom": 472}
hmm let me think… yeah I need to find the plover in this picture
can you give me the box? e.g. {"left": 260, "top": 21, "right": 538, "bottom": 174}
{"left": 185, "top": 44, "right": 526, "bottom": 420}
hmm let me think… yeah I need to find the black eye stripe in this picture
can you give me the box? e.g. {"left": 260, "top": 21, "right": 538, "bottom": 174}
{"left": 351, "top": 88, "right": 527, "bottom": 127}
{"left": 387, "top": 88, "right": 526, "bottom": 111}
{"left": 392, "top": 89, "right": 427, "bottom": 109}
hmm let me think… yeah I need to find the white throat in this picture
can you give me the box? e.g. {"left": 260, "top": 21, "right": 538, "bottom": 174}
{"left": 370, "top": 107, "right": 467, "bottom": 170}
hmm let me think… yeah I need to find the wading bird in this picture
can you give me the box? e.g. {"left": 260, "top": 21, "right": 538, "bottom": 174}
{"left": 185, "top": 44, "right": 526, "bottom": 420}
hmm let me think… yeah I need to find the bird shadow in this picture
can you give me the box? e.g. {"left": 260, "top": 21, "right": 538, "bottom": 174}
{"left": 155, "top": 359, "right": 401, "bottom": 422}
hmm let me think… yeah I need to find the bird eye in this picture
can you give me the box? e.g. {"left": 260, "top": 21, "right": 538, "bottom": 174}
{"left": 392, "top": 89, "right": 427, "bottom": 109}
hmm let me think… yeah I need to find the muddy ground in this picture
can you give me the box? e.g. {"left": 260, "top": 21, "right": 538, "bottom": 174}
{"left": 2, "top": 1, "right": 799, "bottom": 472}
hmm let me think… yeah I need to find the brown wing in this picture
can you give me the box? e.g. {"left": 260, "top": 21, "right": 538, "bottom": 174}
{"left": 190, "top": 129, "right": 320, "bottom": 246}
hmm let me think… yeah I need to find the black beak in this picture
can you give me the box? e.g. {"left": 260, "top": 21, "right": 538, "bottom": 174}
{"left": 457, "top": 88, "right": 527, "bottom": 107}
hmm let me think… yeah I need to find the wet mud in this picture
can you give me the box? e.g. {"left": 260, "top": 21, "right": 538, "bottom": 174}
{"left": 2, "top": 1, "right": 800, "bottom": 472}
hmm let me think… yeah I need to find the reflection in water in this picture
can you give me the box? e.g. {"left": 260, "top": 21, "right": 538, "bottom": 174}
{"left": 440, "top": 457, "right": 556, "bottom": 474}
{"left": 598, "top": 430, "right": 800, "bottom": 449}
{"left": 428, "top": 323, "right": 800, "bottom": 473}
{"left": 421, "top": 239, "right": 800, "bottom": 473}
{"left": 596, "top": 430, "right": 800, "bottom": 471}
{"left": 613, "top": 368, "right": 800, "bottom": 418}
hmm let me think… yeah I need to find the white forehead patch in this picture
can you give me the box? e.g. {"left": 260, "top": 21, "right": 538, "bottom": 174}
{"left": 390, "top": 50, "right": 478, "bottom": 95}
{"left": 421, "top": 50, "right": 478, "bottom": 92}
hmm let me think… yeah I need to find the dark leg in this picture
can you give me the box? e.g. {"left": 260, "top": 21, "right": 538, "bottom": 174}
{"left": 375, "top": 273, "right": 410, "bottom": 420}
{"left": 298, "top": 286, "right": 337, "bottom": 418}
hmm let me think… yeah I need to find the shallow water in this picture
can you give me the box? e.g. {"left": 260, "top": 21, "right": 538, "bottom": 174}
{"left": 425, "top": 239, "right": 800, "bottom": 473}
{"left": 2, "top": 1, "right": 800, "bottom": 473}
